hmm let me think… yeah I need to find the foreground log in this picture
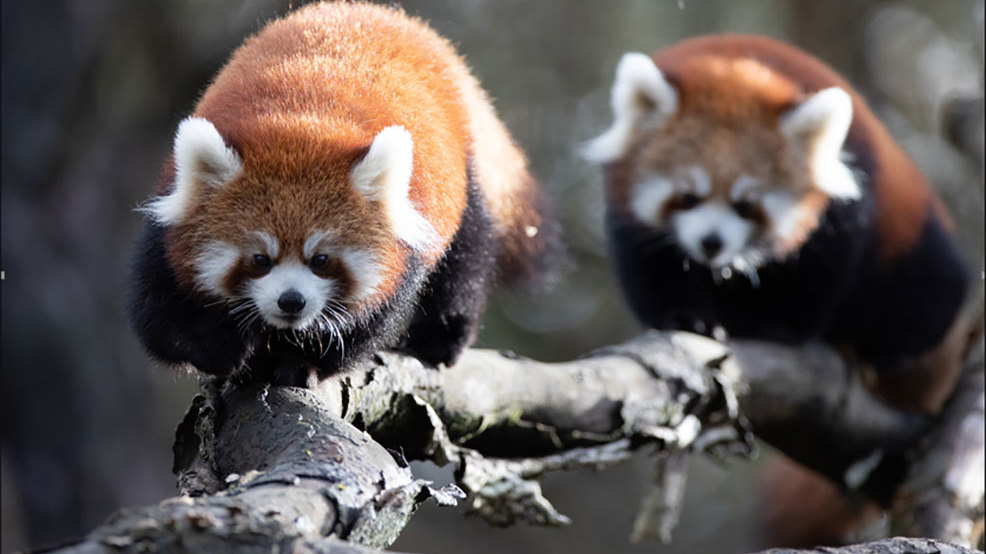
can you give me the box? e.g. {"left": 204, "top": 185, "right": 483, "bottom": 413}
{"left": 43, "top": 331, "right": 983, "bottom": 553}
{"left": 44, "top": 382, "right": 460, "bottom": 554}
{"left": 755, "top": 536, "right": 980, "bottom": 554}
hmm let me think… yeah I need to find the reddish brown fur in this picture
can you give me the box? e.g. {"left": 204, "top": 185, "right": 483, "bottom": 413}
{"left": 618, "top": 34, "right": 939, "bottom": 260}
{"left": 158, "top": 3, "right": 543, "bottom": 303}
{"left": 759, "top": 455, "right": 881, "bottom": 547}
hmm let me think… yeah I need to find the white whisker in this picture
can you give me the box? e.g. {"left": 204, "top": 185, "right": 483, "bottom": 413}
{"left": 732, "top": 257, "right": 761, "bottom": 288}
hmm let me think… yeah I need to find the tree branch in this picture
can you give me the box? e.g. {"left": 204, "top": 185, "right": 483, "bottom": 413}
{"left": 753, "top": 536, "right": 980, "bottom": 554}
{"left": 890, "top": 341, "right": 985, "bottom": 544}
{"left": 43, "top": 331, "right": 984, "bottom": 553}
{"left": 45, "top": 379, "right": 458, "bottom": 554}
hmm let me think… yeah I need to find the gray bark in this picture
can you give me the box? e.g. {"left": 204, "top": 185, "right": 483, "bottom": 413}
{"left": 754, "top": 536, "right": 980, "bottom": 554}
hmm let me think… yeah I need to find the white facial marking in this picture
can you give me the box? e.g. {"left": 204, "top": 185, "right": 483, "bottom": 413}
{"left": 141, "top": 117, "right": 242, "bottom": 226}
{"left": 762, "top": 191, "right": 811, "bottom": 243}
{"left": 730, "top": 175, "right": 761, "bottom": 201}
{"left": 673, "top": 201, "right": 753, "bottom": 268}
{"left": 350, "top": 126, "right": 439, "bottom": 252}
{"left": 253, "top": 231, "right": 279, "bottom": 258}
{"left": 303, "top": 230, "right": 333, "bottom": 260}
{"left": 248, "top": 261, "right": 335, "bottom": 330}
{"left": 630, "top": 174, "right": 675, "bottom": 225}
{"left": 341, "top": 249, "right": 383, "bottom": 301}
{"left": 682, "top": 166, "right": 711, "bottom": 196}
{"left": 780, "top": 87, "right": 860, "bottom": 199}
{"left": 583, "top": 52, "right": 679, "bottom": 163}
{"left": 194, "top": 240, "right": 240, "bottom": 296}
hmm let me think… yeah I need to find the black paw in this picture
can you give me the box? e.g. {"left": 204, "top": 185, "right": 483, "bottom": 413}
{"left": 233, "top": 337, "right": 318, "bottom": 387}
{"left": 184, "top": 334, "right": 255, "bottom": 377}
{"left": 402, "top": 314, "right": 473, "bottom": 368}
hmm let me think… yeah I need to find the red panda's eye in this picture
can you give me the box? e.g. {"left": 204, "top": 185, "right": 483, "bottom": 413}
{"left": 252, "top": 254, "right": 272, "bottom": 272}
{"left": 310, "top": 254, "right": 330, "bottom": 270}
{"left": 679, "top": 193, "right": 701, "bottom": 209}
{"left": 733, "top": 200, "right": 757, "bottom": 219}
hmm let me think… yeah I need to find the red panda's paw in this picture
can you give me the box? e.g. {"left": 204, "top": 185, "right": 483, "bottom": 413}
{"left": 264, "top": 357, "right": 318, "bottom": 388}
{"left": 185, "top": 326, "right": 260, "bottom": 377}
{"left": 184, "top": 336, "right": 254, "bottom": 379}
{"left": 227, "top": 340, "right": 318, "bottom": 387}
{"left": 400, "top": 312, "right": 477, "bottom": 369}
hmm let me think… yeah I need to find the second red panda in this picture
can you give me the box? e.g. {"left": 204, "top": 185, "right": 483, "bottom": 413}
{"left": 586, "top": 32, "right": 971, "bottom": 548}
{"left": 127, "top": 3, "right": 556, "bottom": 384}
{"left": 586, "top": 34, "right": 969, "bottom": 413}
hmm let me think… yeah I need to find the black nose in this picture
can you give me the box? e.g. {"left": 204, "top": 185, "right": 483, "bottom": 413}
{"left": 700, "top": 233, "right": 723, "bottom": 257}
{"left": 277, "top": 290, "right": 306, "bottom": 314}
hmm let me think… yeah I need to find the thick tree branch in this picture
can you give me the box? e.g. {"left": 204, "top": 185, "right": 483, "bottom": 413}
{"left": 723, "top": 340, "right": 930, "bottom": 503}
{"left": 754, "top": 536, "right": 980, "bottom": 554}
{"left": 890, "top": 341, "right": 985, "bottom": 544}
{"left": 44, "top": 331, "right": 984, "bottom": 553}
{"left": 313, "top": 332, "right": 756, "bottom": 534}
{"left": 45, "top": 381, "right": 459, "bottom": 554}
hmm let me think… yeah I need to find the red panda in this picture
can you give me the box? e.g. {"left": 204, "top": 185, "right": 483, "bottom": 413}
{"left": 586, "top": 34, "right": 970, "bottom": 413}
{"left": 586, "top": 33, "right": 971, "bottom": 546}
{"left": 127, "top": 3, "right": 556, "bottom": 385}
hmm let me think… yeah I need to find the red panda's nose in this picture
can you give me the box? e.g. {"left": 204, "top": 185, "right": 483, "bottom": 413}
{"left": 701, "top": 233, "right": 723, "bottom": 257}
{"left": 278, "top": 290, "right": 307, "bottom": 314}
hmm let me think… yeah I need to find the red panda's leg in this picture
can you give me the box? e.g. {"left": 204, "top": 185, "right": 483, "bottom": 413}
{"left": 758, "top": 454, "right": 882, "bottom": 547}
{"left": 127, "top": 221, "right": 257, "bottom": 377}
{"left": 758, "top": 317, "right": 967, "bottom": 547}
{"left": 400, "top": 181, "right": 497, "bottom": 368}
{"left": 855, "top": 212, "right": 971, "bottom": 413}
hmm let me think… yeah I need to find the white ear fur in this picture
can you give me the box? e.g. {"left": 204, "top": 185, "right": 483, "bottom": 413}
{"left": 780, "top": 87, "right": 852, "bottom": 152}
{"left": 583, "top": 52, "right": 679, "bottom": 163}
{"left": 142, "top": 117, "right": 242, "bottom": 225}
{"left": 780, "top": 87, "right": 860, "bottom": 199}
{"left": 350, "top": 126, "right": 438, "bottom": 250}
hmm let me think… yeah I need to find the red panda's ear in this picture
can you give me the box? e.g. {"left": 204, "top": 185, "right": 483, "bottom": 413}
{"left": 780, "top": 88, "right": 860, "bottom": 199}
{"left": 141, "top": 117, "right": 242, "bottom": 225}
{"left": 350, "top": 126, "right": 439, "bottom": 251}
{"left": 583, "top": 52, "right": 678, "bottom": 163}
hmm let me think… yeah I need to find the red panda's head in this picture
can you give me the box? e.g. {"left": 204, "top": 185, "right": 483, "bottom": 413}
{"left": 586, "top": 51, "right": 861, "bottom": 274}
{"left": 142, "top": 117, "right": 439, "bottom": 332}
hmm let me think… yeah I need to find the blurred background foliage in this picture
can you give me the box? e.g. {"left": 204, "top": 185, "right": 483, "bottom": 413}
{"left": 2, "top": 1, "right": 982, "bottom": 553}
